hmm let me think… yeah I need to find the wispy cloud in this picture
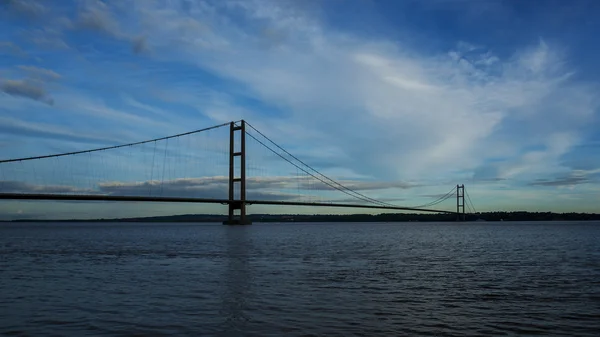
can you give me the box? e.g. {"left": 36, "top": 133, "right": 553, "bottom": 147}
{"left": 0, "top": 79, "right": 54, "bottom": 105}
{"left": 0, "top": 181, "right": 92, "bottom": 194}
{"left": 72, "top": 0, "right": 150, "bottom": 55}
{"left": 57, "top": 95, "right": 173, "bottom": 130}
{"left": 529, "top": 176, "right": 589, "bottom": 187}
{"left": 529, "top": 168, "right": 600, "bottom": 187}
{"left": 0, "top": 41, "right": 28, "bottom": 57}
{"left": 2, "top": 0, "right": 47, "bottom": 19}
{"left": 0, "top": 116, "right": 122, "bottom": 147}
{"left": 1, "top": 65, "right": 61, "bottom": 105}
{"left": 17, "top": 65, "right": 61, "bottom": 80}
{"left": 74, "top": 0, "right": 120, "bottom": 36}
{"left": 27, "top": 33, "right": 70, "bottom": 50}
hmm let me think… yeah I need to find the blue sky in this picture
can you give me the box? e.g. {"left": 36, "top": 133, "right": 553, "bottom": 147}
{"left": 1, "top": 0, "right": 600, "bottom": 219}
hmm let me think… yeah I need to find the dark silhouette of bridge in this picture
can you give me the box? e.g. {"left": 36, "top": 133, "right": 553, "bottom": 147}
{"left": 0, "top": 120, "right": 476, "bottom": 224}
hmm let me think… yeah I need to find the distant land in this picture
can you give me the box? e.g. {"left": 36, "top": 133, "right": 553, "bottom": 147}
{"left": 6, "top": 212, "right": 600, "bottom": 222}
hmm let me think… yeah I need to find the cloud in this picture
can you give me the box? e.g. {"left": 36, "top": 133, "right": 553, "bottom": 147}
{"left": 420, "top": 193, "right": 454, "bottom": 199}
{"left": 296, "top": 179, "right": 416, "bottom": 191}
{"left": 99, "top": 178, "right": 302, "bottom": 201}
{"left": 24, "top": 29, "right": 70, "bottom": 50}
{"left": 30, "top": 36, "right": 70, "bottom": 50}
{"left": 0, "top": 41, "right": 28, "bottom": 57}
{"left": 131, "top": 35, "right": 148, "bottom": 54}
{"left": 6, "top": 1, "right": 149, "bottom": 56}
{"left": 529, "top": 176, "right": 588, "bottom": 187}
{"left": 1, "top": 1, "right": 540, "bottom": 192}
{"left": 96, "top": 175, "right": 413, "bottom": 200}
{"left": 529, "top": 168, "right": 600, "bottom": 187}
{"left": 2, "top": 0, "right": 46, "bottom": 19}
{"left": 0, "top": 117, "right": 122, "bottom": 145}
{"left": 2, "top": 0, "right": 600, "bottom": 214}
{"left": 107, "top": 0, "right": 597, "bottom": 186}
{"left": 98, "top": 177, "right": 228, "bottom": 198}
{"left": 121, "top": 95, "right": 170, "bottom": 119}
{"left": 561, "top": 143, "right": 600, "bottom": 170}
{"left": 17, "top": 65, "right": 61, "bottom": 80}
{"left": 332, "top": 197, "right": 406, "bottom": 204}
{"left": 0, "top": 173, "right": 418, "bottom": 206}
{"left": 73, "top": 0, "right": 149, "bottom": 55}
{"left": 59, "top": 95, "right": 173, "bottom": 130}
{"left": 0, "top": 175, "right": 429, "bottom": 214}
{"left": 75, "top": 0, "right": 120, "bottom": 36}
{"left": 0, "top": 79, "right": 54, "bottom": 105}
{"left": 95, "top": 177, "right": 303, "bottom": 201}
{"left": 0, "top": 181, "right": 92, "bottom": 194}
{"left": 0, "top": 66, "right": 60, "bottom": 105}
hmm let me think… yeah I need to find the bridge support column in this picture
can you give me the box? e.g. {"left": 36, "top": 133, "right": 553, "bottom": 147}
{"left": 224, "top": 120, "right": 251, "bottom": 225}
{"left": 456, "top": 184, "right": 465, "bottom": 221}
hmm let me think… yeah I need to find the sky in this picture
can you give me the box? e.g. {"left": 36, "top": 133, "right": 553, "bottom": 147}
{"left": 1, "top": 0, "right": 600, "bottom": 219}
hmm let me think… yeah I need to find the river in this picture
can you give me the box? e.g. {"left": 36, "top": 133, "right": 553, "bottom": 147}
{"left": 1, "top": 221, "right": 599, "bottom": 336}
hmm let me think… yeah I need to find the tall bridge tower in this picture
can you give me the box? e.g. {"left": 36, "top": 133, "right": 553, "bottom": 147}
{"left": 223, "top": 120, "right": 251, "bottom": 225}
{"left": 456, "top": 184, "right": 465, "bottom": 221}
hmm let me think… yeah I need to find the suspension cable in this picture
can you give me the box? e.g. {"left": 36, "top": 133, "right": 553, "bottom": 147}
{"left": 244, "top": 121, "right": 397, "bottom": 207}
{"left": 465, "top": 188, "right": 477, "bottom": 213}
{"left": 0, "top": 122, "right": 230, "bottom": 164}
{"left": 243, "top": 130, "right": 393, "bottom": 207}
{"left": 410, "top": 186, "right": 457, "bottom": 208}
{"left": 465, "top": 200, "right": 472, "bottom": 214}
{"left": 415, "top": 194, "right": 454, "bottom": 208}
{"left": 415, "top": 187, "right": 456, "bottom": 208}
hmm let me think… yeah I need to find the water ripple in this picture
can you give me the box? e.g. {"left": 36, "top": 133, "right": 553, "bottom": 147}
{"left": 1, "top": 221, "right": 600, "bottom": 336}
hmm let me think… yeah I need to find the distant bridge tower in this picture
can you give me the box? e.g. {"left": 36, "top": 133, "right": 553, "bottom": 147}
{"left": 456, "top": 184, "right": 465, "bottom": 221}
{"left": 224, "top": 120, "right": 251, "bottom": 225}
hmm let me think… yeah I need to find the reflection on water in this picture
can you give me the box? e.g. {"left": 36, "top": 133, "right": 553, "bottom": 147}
{"left": 221, "top": 226, "right": 252, "bottom": 333}
{"left": 1, "top": 221, "right": 600, "bottom": 336}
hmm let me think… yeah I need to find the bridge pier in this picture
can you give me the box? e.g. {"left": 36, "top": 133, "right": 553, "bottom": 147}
{"left": 223, "top": 120, "right": 252, "bottom": 225}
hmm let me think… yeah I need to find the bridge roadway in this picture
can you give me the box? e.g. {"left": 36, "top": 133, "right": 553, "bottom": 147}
{"left": 0, "top": 193, "right": 454, "bottom": 214}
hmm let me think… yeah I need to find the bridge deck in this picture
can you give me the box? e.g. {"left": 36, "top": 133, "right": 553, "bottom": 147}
{"left": 0, "top": 193, "right": 454, "bottom": 214}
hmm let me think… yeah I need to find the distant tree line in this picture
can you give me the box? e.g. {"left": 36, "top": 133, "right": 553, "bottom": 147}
{"left": 249, "top": 212, "right": 600, "bottom": 222}
{"left": 12, "top": 211, "right": 599, "bottom": 222}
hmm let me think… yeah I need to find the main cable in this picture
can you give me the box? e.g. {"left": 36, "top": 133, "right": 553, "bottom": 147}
{"left": 244, "top": 121, "right": 397, "bottom": 207}
{"left": 413, "top": 187, "right": 456, "bottom": 208}
{"left": 465, "top": 189, "right": 477, "bottom": 213}
{"left": 0, "top": 122, "right": 230, "bottom": 164}
{"left": 410, "top": 186, "right": 457, "bottom": 208}
{"left": 243, "top": 129, "right": 392, "bottom": 207}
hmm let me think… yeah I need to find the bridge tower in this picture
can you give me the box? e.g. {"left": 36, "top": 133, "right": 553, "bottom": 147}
{"left": 456, "top": 184, "right": 465, "bottom": 221}
{"left": 223, "top": 120, "right": 251, "bottom": 225}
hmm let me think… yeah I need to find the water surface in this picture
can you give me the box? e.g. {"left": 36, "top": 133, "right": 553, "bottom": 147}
{"left": 1, "top": 221, "right": 600, "bottom": 336}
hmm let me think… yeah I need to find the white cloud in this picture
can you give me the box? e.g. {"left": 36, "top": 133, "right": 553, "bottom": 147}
{"left": 121, "top": 95, "right": 171, "bottom": 119}
{"left": 109, "top": 0, "right": 597, "bottom": 187}
{"left": 518, "top": 39, "right": 554, "bottom": 74}
{"left": 57, "top": 95, "right": 172, "bottom": 130}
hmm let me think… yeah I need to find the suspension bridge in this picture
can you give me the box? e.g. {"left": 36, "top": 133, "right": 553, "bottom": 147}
{"left": 0, "top": 120, "right": 477, "bottom": 224}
